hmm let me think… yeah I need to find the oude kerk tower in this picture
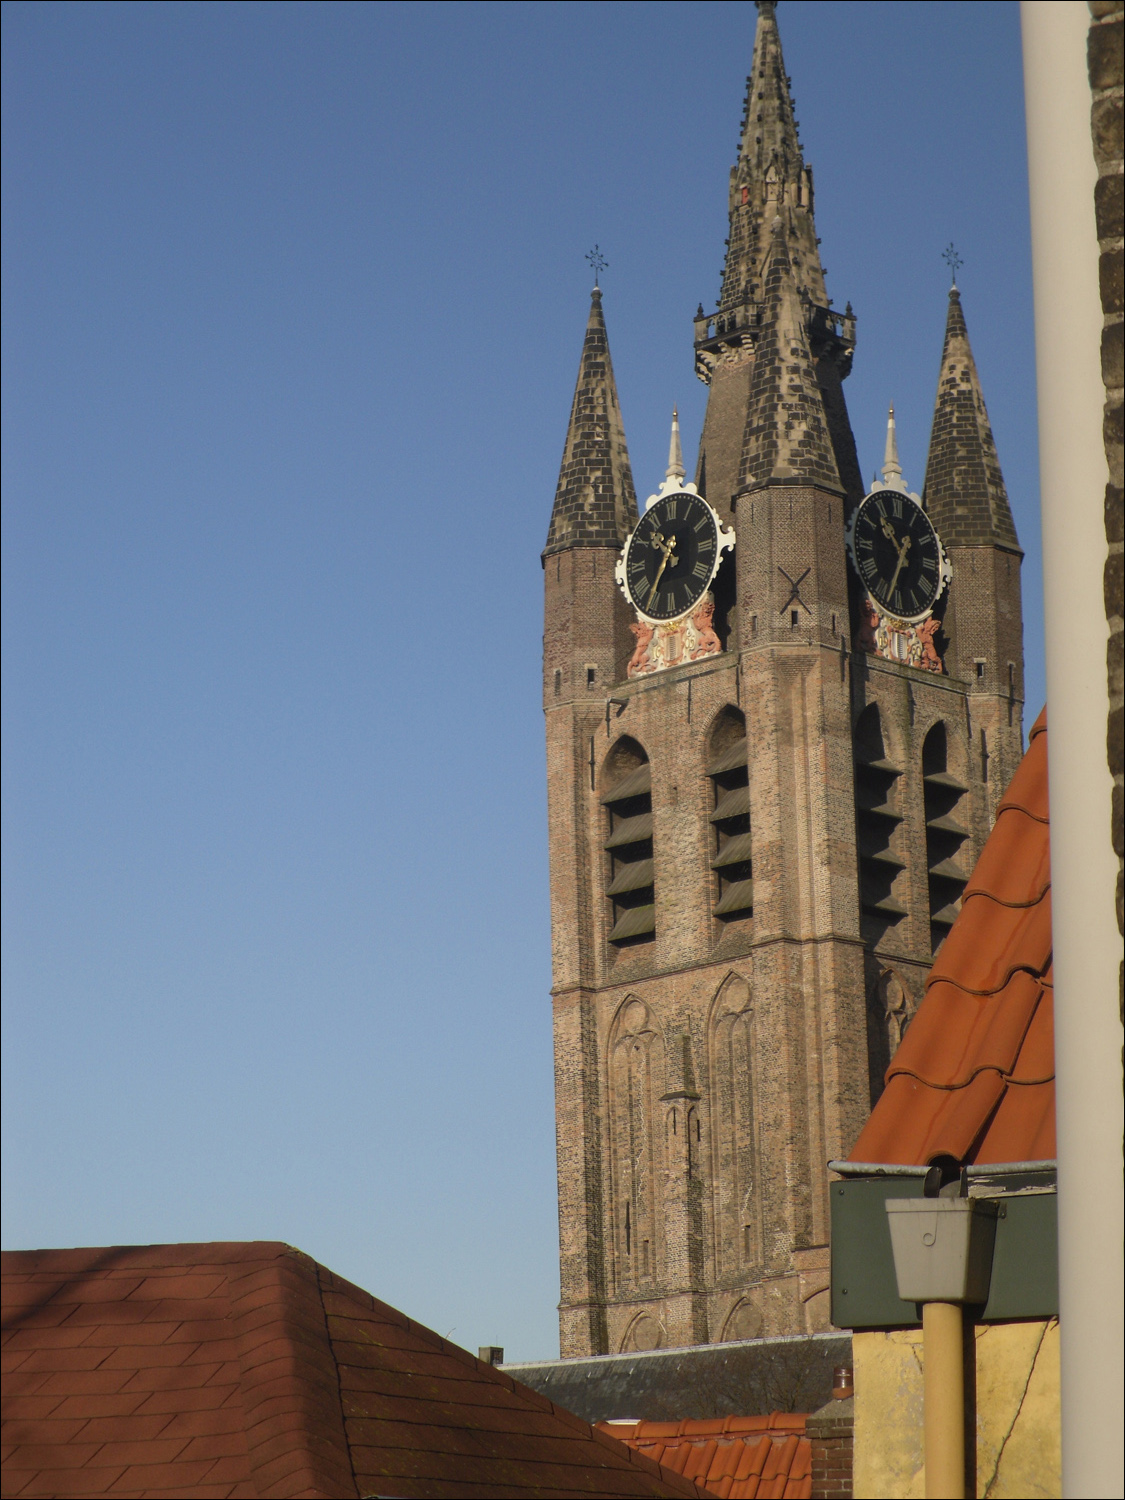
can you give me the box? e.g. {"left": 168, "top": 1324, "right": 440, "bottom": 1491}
{"left": 542, "top": 1, "right": 1024, "bottom": 1358}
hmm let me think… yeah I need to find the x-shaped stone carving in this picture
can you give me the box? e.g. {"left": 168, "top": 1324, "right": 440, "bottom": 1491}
{"left": 778, "top": 566, "right": 813, "bottom": 615}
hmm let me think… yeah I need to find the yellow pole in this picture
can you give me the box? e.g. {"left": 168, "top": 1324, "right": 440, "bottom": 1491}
{"left": 923, "top": 1301, "right": 965, "bottom": 1499}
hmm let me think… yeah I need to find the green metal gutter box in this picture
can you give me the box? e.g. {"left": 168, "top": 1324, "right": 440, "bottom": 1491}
{"left": 830, "top": 1169, "right": 1058, "bottom": 1330}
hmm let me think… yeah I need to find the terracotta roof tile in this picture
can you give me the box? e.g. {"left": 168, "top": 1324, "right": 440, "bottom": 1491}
{"left": 3, "top": 1243, "right": 708, "bottom": 1498}
{"left": 597, "top": 1414, "right": 812, "bottom": 1499}
{"left": 848, "top": 711, "right": 1055, "bottom": 1168}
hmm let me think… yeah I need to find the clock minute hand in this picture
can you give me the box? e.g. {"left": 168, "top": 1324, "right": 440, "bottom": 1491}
{"left": 886, "top": 534, "right": 912, "bottom": 599}
{"left": 646, "top": 534, "right": 676, "bottom": 607}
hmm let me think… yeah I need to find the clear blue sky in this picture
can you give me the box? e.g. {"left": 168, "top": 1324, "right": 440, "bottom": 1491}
{"left": 2, "top": 1, "right": 1038, "bottom": 1361}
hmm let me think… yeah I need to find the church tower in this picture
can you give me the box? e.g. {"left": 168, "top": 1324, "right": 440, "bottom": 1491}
{"left": 543, "top": 0, "right": 1023, "bottom": 1359}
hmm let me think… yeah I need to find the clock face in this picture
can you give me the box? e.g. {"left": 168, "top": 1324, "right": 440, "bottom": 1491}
{"left": 850, "top": 490, "right": 946, "bottom": 622}
{"left": 621, "top": 491, "right": 720, "bottom": 622}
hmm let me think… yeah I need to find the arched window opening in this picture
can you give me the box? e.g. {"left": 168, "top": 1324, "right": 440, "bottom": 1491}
{"left": 922, "top": 721, "right": 969, "bottom": 952}
{"left": 707, "top": 709, "right": 753, "bottom": 921}
{"left": 854, "top": 704, "right": 907, "bottom": 932}
{"left": 603, "top": 740, "right": 655, "bottom": 946}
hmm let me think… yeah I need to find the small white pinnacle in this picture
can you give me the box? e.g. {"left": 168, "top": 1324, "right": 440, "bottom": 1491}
{"left": 882, "top": 402, "right": 906, "bottom": 490}
{"left": 665, "top": 406, "right": 685, "bottom": 482}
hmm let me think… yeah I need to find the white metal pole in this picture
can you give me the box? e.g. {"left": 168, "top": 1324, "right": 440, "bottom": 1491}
{"left": 1020, "top": 5, "right": 1124, "bottom": 1497}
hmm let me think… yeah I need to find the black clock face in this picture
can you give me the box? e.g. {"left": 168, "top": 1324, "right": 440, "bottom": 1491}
{"left": 851, "top": 491, "right": 945, "bottom": 620}
{"left": 623, "top": 492, "right": 719, "bottom": 621}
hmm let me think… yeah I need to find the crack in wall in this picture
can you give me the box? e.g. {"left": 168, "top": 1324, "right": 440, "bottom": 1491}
{"left": 980, "top": 1319, "right": 1051, "bottom": 1499}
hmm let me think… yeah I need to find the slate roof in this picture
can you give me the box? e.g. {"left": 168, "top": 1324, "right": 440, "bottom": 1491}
{"left": 848, "top": 710, "right": 1054, "bottom": 1167}
{"left": 922, "top": 286, "right": 1020, "bottom": 551}
{"left": 543, "top": 287, "right": 638, "bottom": 558}
{"left": 737, "top": 221, "right": 842, "bottom": 496}
{"left": 503, "top": 1333, "right": 849, "bottom": 1426}
{"left": 596, "top": 1416, "right": 811, "bottom": 1500}
{"left": 1, "top": 1242, "right": 708, "bottom": 1499}
{"left": 719, "top": 0, "right": 828, "bottom": 315}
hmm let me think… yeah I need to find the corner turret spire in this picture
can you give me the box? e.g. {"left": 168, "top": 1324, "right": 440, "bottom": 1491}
{"left": 922, "top": 287, "right": 1019, "bottom": 550}
{"left": 544, "top": 287, "right": 638, "bottom": 556}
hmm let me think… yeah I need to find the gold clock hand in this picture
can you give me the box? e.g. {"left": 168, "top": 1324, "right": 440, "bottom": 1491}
{"left": 886, "top": 534, "right": 912, "bottom": 599}
{"left": 646, "top": 534, "right": 676, "bottom": 607}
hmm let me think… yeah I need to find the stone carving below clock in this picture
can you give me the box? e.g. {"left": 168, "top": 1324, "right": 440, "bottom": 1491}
{"left": 627, "top": 594, "right": 723, "bottom": 678}
{"left": 856, "top": 598, "right": 944, "bottom": 674}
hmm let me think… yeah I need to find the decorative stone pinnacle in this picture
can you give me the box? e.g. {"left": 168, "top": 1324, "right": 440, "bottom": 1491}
{"left": 666, "top": 407, "right": 685, "bottom": 482}
{"left": 882, "top": 403, "right": 905, "bottom": 489}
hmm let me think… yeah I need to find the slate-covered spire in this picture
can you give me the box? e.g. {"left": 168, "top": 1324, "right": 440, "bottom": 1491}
{"left": 738, "top": 219, "right": 842, "bottom": 493}
{"left": 719, "top": 0, "right": 827, "bottom": 318}
{"left": 923, "top": 287, "right": 1020, "bottom": 549}
{"left": 544, "top": 287, "right": 638, "bottom": 556}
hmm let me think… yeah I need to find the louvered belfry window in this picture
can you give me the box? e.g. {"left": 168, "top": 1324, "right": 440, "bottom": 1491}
{"left": 854, "top": 705, "right": 907, "bottom": 928}
{"left": 922, "top": 721, "right": 969, "bottom": 952}
{"left": 604, "top": 751, "right": 655, "bottom": 945}
{"left": 708, "top": 719, "right": 753, "bottom": 921}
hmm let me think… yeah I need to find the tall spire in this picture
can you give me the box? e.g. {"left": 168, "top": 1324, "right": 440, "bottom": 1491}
{"left": 738, "top": 219, "right": 842, "bottom": 494}
{"left": 882, "top": 404, "right": 905, "bottom": 489}
{"left": 719, "top": 0, "right": 827, "bottom": 319}
{"left": 544, "top": 287, "right": 638, "bottom": 555}
{"left": 693, "top": 2, "right": 859, "bottom": 516}
{"left": 922, "top": 288, "right": 1019, "bottom": 549}
{"left": 665, "top": 407, "right": 685, "bottom": 483}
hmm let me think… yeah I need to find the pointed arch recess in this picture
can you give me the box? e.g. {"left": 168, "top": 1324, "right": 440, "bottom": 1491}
{"left": 607, "top": 997, "right": 666, "bottom": 1292}
{"left": 854, "top": 703, "right": 907, "bottom": 933}
{"left": 922, "top": 720, "right": 970, "bottom": 952}
{"left": 602, "top": 739, "right": 655, "bottom": 945}
{"left": 706, "top": 707, "right": 753, "bottom": 921}
{"left": 706, "top": 971, "right": 759, "bottom": 1277}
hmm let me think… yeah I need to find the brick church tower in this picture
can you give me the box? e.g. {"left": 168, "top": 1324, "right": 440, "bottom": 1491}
{"left": 542, "top": 0, "right": 1024, "bottom": 1359}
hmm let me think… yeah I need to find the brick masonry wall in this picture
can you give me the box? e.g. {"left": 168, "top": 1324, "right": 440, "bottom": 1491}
{"left": 807, "top": 1397, "right": 853, "bottom": 1499}
{"left": 1087, "top": 2, "right": 1123, "bottom": 1017}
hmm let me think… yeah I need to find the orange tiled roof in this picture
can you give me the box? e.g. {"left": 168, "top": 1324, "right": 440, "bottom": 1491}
{"left": 848, "top": 710, "right": 1054, "bottom": 1168}
{"left": 596, "top": 1414, "right": 811, "bottom": 1499}
{"left": 1, "top": 1242, "right": 708, "bottom": 1499}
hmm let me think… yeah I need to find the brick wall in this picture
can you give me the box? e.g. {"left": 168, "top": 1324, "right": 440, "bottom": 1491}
{"left": 807, "top": 1396, "right": 853, "bottom": 1499}
{"left": 1087, "top": 1, "right": 1123, "bottom": 1019}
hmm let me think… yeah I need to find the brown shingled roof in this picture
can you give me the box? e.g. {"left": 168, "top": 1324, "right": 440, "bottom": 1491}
{"left": 1, "top": 1242, "right": 708, "bottom": 1499}
{"left": 596, "top": 1416, "right": 811, "bottom": 1499}
{"left": 847, "top": 710, "right": 1054, "bottom": 1168}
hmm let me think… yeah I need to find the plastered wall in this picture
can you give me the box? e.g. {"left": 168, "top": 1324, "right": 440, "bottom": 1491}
{"left": 852, "top": 1319, "right": 1060, "bottom": 1499}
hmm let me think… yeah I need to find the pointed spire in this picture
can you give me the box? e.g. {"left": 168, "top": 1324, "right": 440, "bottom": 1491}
{"left": 882, "top": 404, "right": 905, "bottom": 489}
{"left": 718, "top": 0, "right": 827, "bottom": 318}
{"left": 738, "top": 219, "right": 842, "bottom": 494}
{"left": 544, "top": 287, "right": 638, "bottom": 556}
{"left": 665, "top": 407, "right": 685, "bottom": 483}
{"left": 922, "top": 288, "right": 1020, "bottom": 550}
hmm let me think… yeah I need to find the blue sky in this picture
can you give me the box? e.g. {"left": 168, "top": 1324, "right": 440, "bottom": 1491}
{"left": 2, "top": 1, "right": 1037, "bottom": 1361}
